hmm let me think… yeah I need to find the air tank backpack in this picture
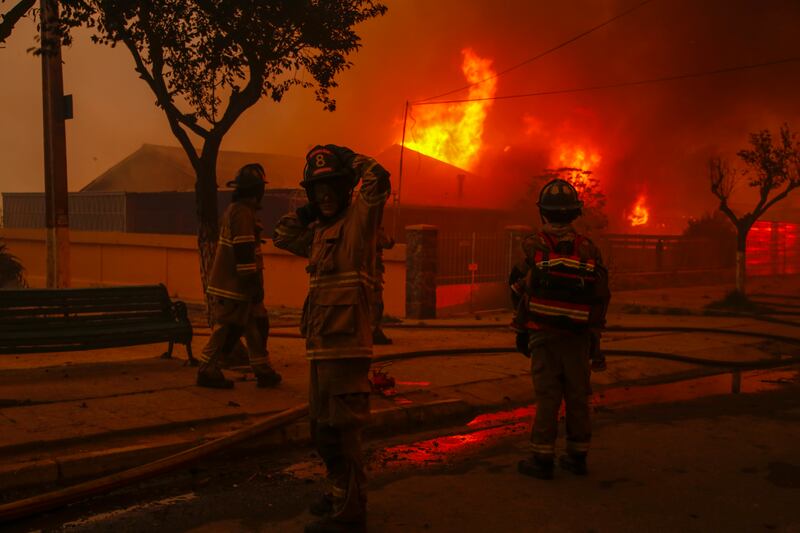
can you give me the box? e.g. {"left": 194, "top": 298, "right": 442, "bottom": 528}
{"left": 524, "top": 232, "right": 600, "bottom": 330}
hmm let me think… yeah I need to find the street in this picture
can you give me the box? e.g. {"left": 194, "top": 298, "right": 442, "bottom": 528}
{"left": 9, "top": 368, "right": 800, "bottom": 533}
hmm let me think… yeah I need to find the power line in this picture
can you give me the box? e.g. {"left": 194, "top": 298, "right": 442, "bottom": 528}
{"left": 417, "top": 0, "right": 658, "bottom": 103}
{"left": 412, "top": 56, "right": 800, "bottom": 106}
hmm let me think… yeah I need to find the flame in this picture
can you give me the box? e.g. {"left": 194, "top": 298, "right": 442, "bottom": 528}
{"left": 551, "top": 144, "right": 601, "bottom": 188}
{"left": 404, "top": 48, "right": 496, "bottom": 170}
{"left": 628, "top": 195, "right": 650, "bottom": 226}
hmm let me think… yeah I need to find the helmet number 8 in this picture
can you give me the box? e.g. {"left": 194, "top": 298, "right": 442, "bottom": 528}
{"left": 315, "top": 154, "right": 326, "bottom": 168}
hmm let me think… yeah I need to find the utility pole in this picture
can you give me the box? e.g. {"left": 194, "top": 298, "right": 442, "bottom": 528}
{"left": 391, "top": 100, "right": 409, "bottom": 238}
{"left": 41, "top": 0, "right": 70, "bottom": 287}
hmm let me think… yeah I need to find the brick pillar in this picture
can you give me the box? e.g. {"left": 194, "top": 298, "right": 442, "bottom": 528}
{"left": 405, "top": 224, "right": 438, "bottom": 319}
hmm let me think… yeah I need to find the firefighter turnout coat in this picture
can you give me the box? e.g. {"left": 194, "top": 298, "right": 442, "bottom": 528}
{"left": 273, "top": 156, "right": 391, "bottom": 361}
{"left": 206, "top": 201, "right": 265, "bottom": 326}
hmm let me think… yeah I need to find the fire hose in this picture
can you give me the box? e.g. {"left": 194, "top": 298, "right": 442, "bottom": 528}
{"left": 1, "top": 327, "right": 799, "bottom": 523}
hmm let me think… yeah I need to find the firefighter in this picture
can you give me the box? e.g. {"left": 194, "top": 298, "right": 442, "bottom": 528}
{"left": 197, "top": 163, "right": 283, "bottom": 389}
{"left": 273, "top": 145, "right": 390, "bottom": 533}
{"left": 372, "top": 227, "right": 395, "bottom": 345}
{"left": 509, "top": 178, "right": 610, "bottom": 479}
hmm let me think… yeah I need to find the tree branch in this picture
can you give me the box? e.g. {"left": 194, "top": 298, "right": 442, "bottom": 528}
{"left": 213, "top": 55, "right": 265, "bottom": 138}
{"left": 108, "top": 10, "right": 210, "bottom": 144}
{"left": 0, "top": 0, "right": 35, "bottom": 44}
{"left": 717, "top": 198, "right": 740, "bottom": 225}
{"left": 759, "top": 181, "right": 800, "bottom": 216}
{"left": 117, "top": 31, "right": 202, "bottom": 168}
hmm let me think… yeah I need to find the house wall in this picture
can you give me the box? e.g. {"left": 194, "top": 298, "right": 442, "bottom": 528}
{"left": 0, "top": 228, "right": 407, "bottom": 318}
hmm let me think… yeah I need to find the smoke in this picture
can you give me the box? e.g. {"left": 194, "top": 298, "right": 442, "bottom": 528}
{"left": 1, "top": 0, "right": 799, "bottom": 233}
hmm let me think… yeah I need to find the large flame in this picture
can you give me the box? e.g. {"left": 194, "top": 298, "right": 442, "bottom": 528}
{"left": 404, "top": 48, "right": 496, "bottom": 170}
{"left": 628, "top": 195, "right": 650, "bottom": 226}
{"left": 551, "top": 144, "right": 601, "bottom": 189}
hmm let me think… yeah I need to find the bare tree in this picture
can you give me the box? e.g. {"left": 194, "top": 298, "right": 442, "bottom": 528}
{"left": 709, "top": 124, "right": 800, "bottom": 294}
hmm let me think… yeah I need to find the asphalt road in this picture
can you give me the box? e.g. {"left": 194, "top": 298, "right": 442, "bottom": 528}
{"left": 9, "top": 372, "right": 800, "bottom": 533}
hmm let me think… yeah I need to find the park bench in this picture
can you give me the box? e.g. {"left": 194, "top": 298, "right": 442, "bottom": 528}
{"left": 0, "top": 284, "right": 195, "bottom": 364}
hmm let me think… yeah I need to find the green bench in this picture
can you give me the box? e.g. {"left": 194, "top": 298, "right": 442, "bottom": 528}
{"left": 0, "top": 284, "right": 195, "bottom": 364}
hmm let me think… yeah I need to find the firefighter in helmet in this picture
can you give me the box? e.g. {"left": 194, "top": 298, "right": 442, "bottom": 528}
{"left": 509, "top": 178, "right": 610, "bottom": 479}
{"left": 198, "top": 163, "right": 283, "bottom": 389}
{"left": 273, "top": 145, "right": 390, "bottom": 533}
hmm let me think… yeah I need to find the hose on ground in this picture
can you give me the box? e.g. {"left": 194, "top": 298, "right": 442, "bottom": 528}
{"left": 0, "top": 404, "right": 309, "bottom": 523}
{"left": 2, "top": 326, "right": 800, "bottom": 523}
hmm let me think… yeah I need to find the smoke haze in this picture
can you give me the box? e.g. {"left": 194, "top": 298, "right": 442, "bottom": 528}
{"left": 1, "top": 0, "right": 799, "bottom": 231}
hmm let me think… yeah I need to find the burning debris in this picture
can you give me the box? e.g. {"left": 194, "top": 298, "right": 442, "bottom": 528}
{"left": 628, "top": 195, "right": 650, "bottom": 227}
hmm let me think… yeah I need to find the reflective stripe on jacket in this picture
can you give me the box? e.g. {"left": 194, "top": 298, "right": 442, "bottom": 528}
{"left": 207, "top": 202, "right": 263, "bottom": 301}
{"left": 273, "top": 155, "right": 391, "bottom": 360}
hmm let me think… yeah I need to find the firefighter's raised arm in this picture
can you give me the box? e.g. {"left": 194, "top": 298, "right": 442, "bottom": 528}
{"left": 350, "top": 153, "right": 392, "bottom": 229}
{"left": 272, "top": 211, "right": 314, "bottom": 258}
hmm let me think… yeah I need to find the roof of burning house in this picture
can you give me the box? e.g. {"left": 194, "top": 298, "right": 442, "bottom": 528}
{"left": 80, "top": 144, "right": 305, "bottom": 193}
{"left": 375, "top": 144, "right": 487, "bottom": 209}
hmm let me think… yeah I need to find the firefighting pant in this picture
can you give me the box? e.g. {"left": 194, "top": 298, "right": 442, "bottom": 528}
{"left": 199, "top": 302, "right": 272, "bottom": 376}
{"left": 528, "top": 331, "right": 592, "bottom": 458}
{"left": 372, "top": 284, "right": 385, "bottom": 334}
{"left": 309, "top": 358, "right": 371, "bottom": 522}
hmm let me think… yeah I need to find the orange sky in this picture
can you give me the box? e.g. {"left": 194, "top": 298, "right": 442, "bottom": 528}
{"left": 2, "top": 0, "right": 800, "bottom": 230}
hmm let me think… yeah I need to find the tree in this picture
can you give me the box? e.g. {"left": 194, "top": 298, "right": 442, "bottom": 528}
{"left": 0, "top": 0, "right": 35, "bottom": 44}
{"left": 531, "top": 166, "right": 608, "bottom": 233}
{"left": 682, "top": 211, "right": 736, "bottom": 269}
{"left": 52, "top": 0, "right": 387, "bottom": 308}
{"left": 709, "top": 124, "right": 800, "bottom": 294}
{"left": 0, "top": 241, "right": 27, "bottom": 288}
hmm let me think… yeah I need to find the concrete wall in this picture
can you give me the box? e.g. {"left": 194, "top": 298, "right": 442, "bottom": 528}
{"left": 0, "top": 228, "right": 407, "bottom": 318}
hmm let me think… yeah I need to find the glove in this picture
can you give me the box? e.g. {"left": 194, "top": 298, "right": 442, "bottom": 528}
{"left": 589, "top": 333, "right": 606, "bottom": 372}
{"left": 324, "top": 144, "right": 359, "bottom": 188}
{"left": 296, "top": 204, "right": 320, "bottom": 226}
{"left": 324, "top": 144, "right": 357, "bottom": 169}
{"left": 515, "top": 331, "right": 531, "bottom": 358}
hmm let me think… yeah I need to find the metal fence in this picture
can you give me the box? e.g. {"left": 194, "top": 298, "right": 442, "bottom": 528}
{"left": 437, "top": 231, "right": 517, "bottom": 286}
{"left": 437, "top": 227, "right": 798, "bottom": 288}
{"left": 747, "top": 221, "right": 800, "bottom": 276}
{"left": 596, "top": 234, "right": 735, "bottom": 274}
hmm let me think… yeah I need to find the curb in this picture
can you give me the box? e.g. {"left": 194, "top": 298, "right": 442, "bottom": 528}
{"left": 0, "top": 365, "right": 769, "bottom": 495}
{"left": 0, "top": 398, "right": 473, "bottom": 494}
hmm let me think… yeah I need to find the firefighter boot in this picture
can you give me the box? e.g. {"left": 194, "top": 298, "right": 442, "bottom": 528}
{"left": 559, "top": 453, "right": 588, "bottom": 476}
{"left": 256, "top": 366, "right": 283, "bottom": 388}
{"left": 372, "top": 328, "right": 392, "bottom": 345}
{"left": 517, "top": 453, "right": 555, "bottom": 480}
{"left": 196, "top": 366, "right": 234, "bottom": 389}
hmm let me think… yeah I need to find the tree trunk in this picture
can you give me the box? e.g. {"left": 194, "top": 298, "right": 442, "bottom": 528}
{"left": 735, "top": 224, "right": 749, "bottom": 295}
{"left": 195, "top": 141, "right": 221, "bottom": 326}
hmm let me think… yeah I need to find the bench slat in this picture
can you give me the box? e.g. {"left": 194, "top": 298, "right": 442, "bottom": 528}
{"left": 0, "top": 285, "right": 193, "bottom": 358}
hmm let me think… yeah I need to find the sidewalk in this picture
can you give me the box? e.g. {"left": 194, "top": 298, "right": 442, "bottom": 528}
{"left": 1, "top": 285, "right": 798, "bottom": 494}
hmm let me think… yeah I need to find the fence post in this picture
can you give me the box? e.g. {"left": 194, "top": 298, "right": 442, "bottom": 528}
{"left": 405, "top": 224, "right": 438, "bottom": 319}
